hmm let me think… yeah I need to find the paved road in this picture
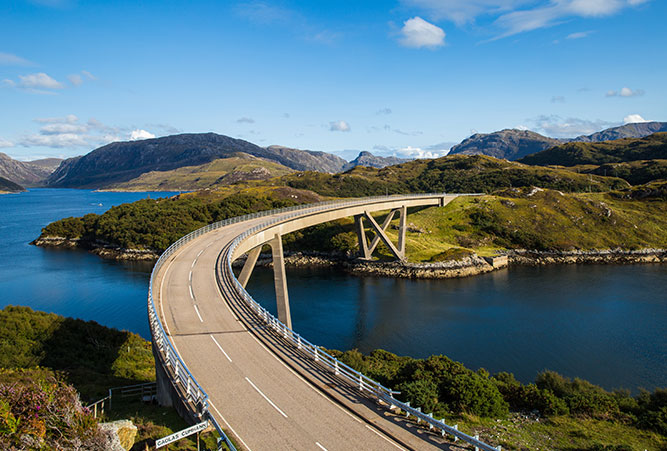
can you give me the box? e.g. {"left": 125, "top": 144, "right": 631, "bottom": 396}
{"left": 155, "top": 214, "right": 454, "bottom": 451}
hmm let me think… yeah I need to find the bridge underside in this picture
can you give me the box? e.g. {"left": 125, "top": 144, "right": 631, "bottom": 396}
{"left": 236, "top": 205, "right": 417, "bottom": 328}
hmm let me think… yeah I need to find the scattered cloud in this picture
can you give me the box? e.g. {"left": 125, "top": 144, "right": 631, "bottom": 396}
{"left": 329, "top": 120, "right": 351, "bottom": 132}
{"left": 4, "top": 73, "right": 65, "bottom": 94}
{"left": 606, "top": 87, "right": 645, "bottom": 97}
{"left": 18, "top": 73, "right": 64, "bottom": 90}
{"left": 551, "top": 95, "right": 565, "bottom": 103}
{"left": 394, "top": 128, "right": 423, "bottom": 136}
{"left": 0, "top": 139, "right": 14, "bottom": 148}
{"left": 0, "top": 52, "right": 33, "bottom": 66}
{"left": 399, "top": 16, "right": 446, "bottom": 48}
{"left": 235, "top": 1, "right": 294, "bottom": 24}
{"left": 35, "top": 114, "right": 79, "bottom": 124}
{"left": 17, "top": 115, "right": 161, "bottom": 150}
{"left": 566, "top": 30, "right": 593, "bottom": 39}
{"left": 623, "top": 114, "right": 650, "bottom": 124}
{"left": 396, "top": 145, "right": 446, "bottom": 159}
{"left": 404, "top": 0, "right": 650, "bottom": 39}
{"left": 68, "top": 74, "right": 83, "bottom": 86}
{"left": 81, "top": 70, "right": 96, "bottom": 80}
{"left": 236, "top": 117, "right": 255, "bottom": 124}
{"left": 376, "top": 108, "right": 392, "bottom": 115}
{"left": 129, "top": 129, "right": 156, "bottom": 141}
{"left": 531, "top": 114, "right": 617, "bottom": 138}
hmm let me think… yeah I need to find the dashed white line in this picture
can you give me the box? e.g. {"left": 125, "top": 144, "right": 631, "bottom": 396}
{"left": 210, "top": 335, "right": 232, "bottom": 362}
{"left": 191, "top": 259, "right": 197, "bottom": 268}
{"left": 245, "top": 377, "right": 288, "bottom": 418}
{"left": 189, "top": 270, "right": 192, "bottom": 282}
{"left": 193, "top": 305, "right": 203, "bottom": 322}
{"left": 315, "top": 442, "right": 328, "bottom": 451}
{"left": 189, "top": 285, "right": 194, "bottom": 300}
{"left": 197, "top": 249, "right": 204, "bottom": 257}
{"left": 365, "top": 425, "right": 406, "bottom": 450}
{"left": 209, "top": 400, "right": 252, "bottom": 451}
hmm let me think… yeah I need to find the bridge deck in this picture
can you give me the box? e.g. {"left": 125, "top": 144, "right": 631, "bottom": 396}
{"left": 154, "top": 201, "right": 465, "bottom": 450}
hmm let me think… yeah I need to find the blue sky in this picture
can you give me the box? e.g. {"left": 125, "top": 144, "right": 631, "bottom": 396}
{"left": 1, "top": 0, "right": 665, "bottom": 161}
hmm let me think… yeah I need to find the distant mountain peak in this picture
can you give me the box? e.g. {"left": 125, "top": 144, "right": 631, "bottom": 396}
{"left": 449, "top": 129, "right": 562, "bottom": 160}
{"left": 343, "top": 151, "right": 408, "bottom": 171}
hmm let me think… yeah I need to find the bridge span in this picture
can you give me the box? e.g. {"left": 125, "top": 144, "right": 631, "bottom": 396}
{"left": 149, "top": 194, "right": 501, "bottom": 451}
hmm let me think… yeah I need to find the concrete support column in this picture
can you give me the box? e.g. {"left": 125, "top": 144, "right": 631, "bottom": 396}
{"left": 363, "top": 211, "right": 406, "bottom": 261}
{"left": 238, "top": 246, "right": 262, "bottom": 288}
{"left": 269, "top": 234, "right": 292, "bottom": 329}
{"left": 367, "top": 209, "right": 397, "bottom": 255}
{"left": 398, "top": 205, "right": 407, "bottom": 255}
{"left": 355, "top": 215, "right": 371, "bottom": 259}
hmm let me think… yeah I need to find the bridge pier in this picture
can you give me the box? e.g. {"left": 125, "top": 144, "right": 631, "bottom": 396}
{"left": 238, "top": 246, "right": 261, "bottom": 288}
{"left": 269, "top": 234, "right": 292, "bottom": 329}
{"left": 355, "top": 207, "right": 408, "bottom": 261}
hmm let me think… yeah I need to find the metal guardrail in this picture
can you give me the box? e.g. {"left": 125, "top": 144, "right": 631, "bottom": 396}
{"left": 149, "top": 193, "right": 498, "bottom": 451}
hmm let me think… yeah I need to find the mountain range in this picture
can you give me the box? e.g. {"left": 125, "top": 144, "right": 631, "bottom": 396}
{"left": 1, "top": 121, "right": 664, "bottom": 190}
{"left": 449, "top": 122, "right": 667, "bottom": 161}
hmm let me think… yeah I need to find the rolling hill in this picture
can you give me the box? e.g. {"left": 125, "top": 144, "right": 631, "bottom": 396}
{"left": 0, "top": 153, "right": 61, "bottom": 187}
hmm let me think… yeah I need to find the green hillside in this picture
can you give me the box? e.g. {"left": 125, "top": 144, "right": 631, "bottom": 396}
{"left": 519, "top": 132, "right": 667, "bottom": 167}
{"left": 110, "top": 154, "right": 294, "bottom": 191}
{"left": 280, "top": 154, "right": 629, "bottom": 196}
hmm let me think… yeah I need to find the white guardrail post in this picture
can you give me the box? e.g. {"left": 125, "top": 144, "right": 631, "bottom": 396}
{"left": 149, "top": 193, "right": 498, "bottom": 451}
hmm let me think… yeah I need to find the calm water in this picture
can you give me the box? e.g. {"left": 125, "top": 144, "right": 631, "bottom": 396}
{"left": 1, "top": 189, "right": 665, "bottom": 391}
{"left": 246, "top": 264, "right": 667, "bottom": 391}
{"left": 0, "top": 189, "right": 178, "bottom": 337}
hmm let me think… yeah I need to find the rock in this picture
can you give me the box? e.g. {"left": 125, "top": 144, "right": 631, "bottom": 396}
{"left": 99, "top": 420, "right": 137, "bottom": 451}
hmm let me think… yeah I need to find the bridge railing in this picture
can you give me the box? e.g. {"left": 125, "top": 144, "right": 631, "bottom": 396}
{"left": 149, "top": 193, "right": 496, "bottom": 451}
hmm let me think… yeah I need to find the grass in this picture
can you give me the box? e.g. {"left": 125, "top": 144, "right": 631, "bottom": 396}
{"left": 452, "top": 413, "right": 667, "bottom": 451}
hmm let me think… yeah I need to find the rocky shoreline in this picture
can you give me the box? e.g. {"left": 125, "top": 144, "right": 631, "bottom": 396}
{"left": 32, "top": 236, "right": 666, "bottom": 279}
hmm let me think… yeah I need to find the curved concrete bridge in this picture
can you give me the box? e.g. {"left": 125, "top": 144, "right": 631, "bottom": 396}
{"left": 149, "top": 194, "right": 501, "bottom": 451}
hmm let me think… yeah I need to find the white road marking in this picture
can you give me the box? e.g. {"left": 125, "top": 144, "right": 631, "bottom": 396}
{"left": 209, "top": 400, "right": 252, "bottom": 451}
{"left": 193, "top": 305, "right": 203, "bottom": 322}
{"left": 365, "top": 425, "right": 406, "bottom": 450}
{"left": 197, "top": 249, "right": 204, "bottom": 257}
{"left": 191, "top": 259, "right": 197, "bottom": 268}
{"left": 216, "top": 282, "right": 363, "bottom": 424}
{"left": 245, "top": 377, "right": 288, "bottom": 418}
{"left": 189, "top": 285, "right": 194, "bottom": 300}
{"left": 210, "top": 335, "right": 232, "bottom": 362}
{"left": 315, "top": 442, "right": 328, "bottom": 451}
{"left": 189, "top": 270, "right": 192, "bottom": 282}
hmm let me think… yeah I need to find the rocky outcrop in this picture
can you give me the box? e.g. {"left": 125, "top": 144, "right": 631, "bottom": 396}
{"left": 572, "top": 122, "right": 667, "bottom": 143}
{"left": 99, "top": 420, "right": 137, "bottom": 451}
{"left": 342, "top": 151, "right": 408, "bottom": 171}
{"left": 448, "top": 129, "right": 562, "bottom": 161}
{"left": 508, "top": 248, "right": 667, "bottom": 265}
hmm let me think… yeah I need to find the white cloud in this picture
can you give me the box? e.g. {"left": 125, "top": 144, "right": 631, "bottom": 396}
{"left": 67, "top": 71, "right": 97, "bottom": 87}
{"left": 396, "top": 145, "right": 445, "bottom": 159}
{"left": 129, "top": 129, "right": 156, "bottom": 141}
{"left": 68, "top": 74, "right": 83, "bottom": 86}
{"left": 531, "top": 114, "right": 617, "bottom": 138}
{"left": 406, "top": 0, "right": 650, "bottom": 39}
{"left": 402, "top": 0, "right": 530, "bottom": 25}
{"left": 329, "top": 120, "right": 351, "bottom": 132}
{"left": 566, "top": 30, "right": 593, "bottom": 39}
{"left": 0, "top": 52, "right": 33, "bottom": 66}
{"left": 81, "top": 70, "right": 96, "bottom": 80}
{"left": 623, "top": 114, "right": 649, "bottom": 124}
{"left": 21, "top": 133, "right": 90, "bottom": 148}
{"left": 606, "top": 87, "right": 644, "bottom": 97}
{"left": 40, "top": 123, "right": 88, "bottom": 135}
{"left": 35, "top": 114, "right": 79, "bottom": 124}
{"left": 399, "top": 17, "right": 446, "bottom": 48}
{"left": 236, "top": 117, "right": 255, "bottom": 124}
{"left": 0, "top": 139, "right": 14, "bottom": 148}
{"left": 17, "top": 73, "right": 64, "bottom": 90}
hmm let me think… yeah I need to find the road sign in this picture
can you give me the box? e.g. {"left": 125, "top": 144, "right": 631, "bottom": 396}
{"left": 156, "top": 421, "right": 208, "bottom": 448}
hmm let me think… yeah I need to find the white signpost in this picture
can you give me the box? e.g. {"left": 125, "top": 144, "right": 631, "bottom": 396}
{"left": 156, "top": 421, "right": 208, "bottom": 448}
